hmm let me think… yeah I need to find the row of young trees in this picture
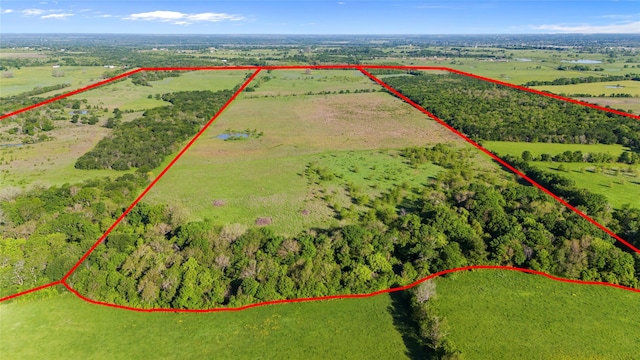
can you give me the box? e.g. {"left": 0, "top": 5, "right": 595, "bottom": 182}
{"left": 383, "top": 73, "right": 640, "bottom": 151}
{"left": 60, "top": 145, "right": 640, "bottom": 309}
{"left": 523, "top": 73, "right": 640, "bottom": 86}
{"left": 74, "top": 89, "right": 236, "bottom": 171}
{"left": 521, "top": 150, "right": 640, "bottom": 164}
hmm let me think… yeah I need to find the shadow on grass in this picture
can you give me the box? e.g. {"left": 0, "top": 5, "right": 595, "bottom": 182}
{"left": 387, "top": 291, "right": 436, "bottom": 360}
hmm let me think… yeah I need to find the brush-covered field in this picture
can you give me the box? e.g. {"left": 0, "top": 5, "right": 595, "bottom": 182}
{"left": 142, "top": 70, "right": 464, "bottom": 235}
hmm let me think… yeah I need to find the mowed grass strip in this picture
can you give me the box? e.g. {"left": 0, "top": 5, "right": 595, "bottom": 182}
{"left": 432, "top": 270, "right": 640, "bottom": 360}
{"left": 0, "top": 291, "right": 411, "bottom": 360}
{"left": 144, "top": 90, "right": 462, "bottom": 235}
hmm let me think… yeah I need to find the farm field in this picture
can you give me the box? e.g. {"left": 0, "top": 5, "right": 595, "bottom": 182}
{"left": 433, "top": 270, "right": 640, "bottom": 359}
{"left": 0, "top": 66, "right": 108, "bottom": 97}
{"left": 143, "top": 79, "right": 465, "bottom": 236}
{"left": 65, "top": 70, "right": 248, "bottom": 111}
{"left": 532, "top": 80, "right": 640, "bottom": 97}
{"left": 483, "top": 141, "right": 640, "bottom": 208}
{"left": 0, "top": 289, "right": 411, "bottom": 360}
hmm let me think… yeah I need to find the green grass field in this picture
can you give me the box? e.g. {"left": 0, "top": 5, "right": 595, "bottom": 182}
{"left": 0, "top": 66, "right": 108, "bottom": 97}
{"left": 533, "top": 80, "right": 640, "bottom": 97}
{"left": 483, "top": 141, "right": 628, "bottom": 159}
{"left": 246, "top": 69, "right": 381, "bottom": 96}
{"left": 2, "top": 270, "right": 639, "bottom": 359}
{"left": 143, "top": 86, "right": 464, "bottom": 235}
{"left": 530, "top": 161, "right": 640, "bottom": 209}
{"left": 483, "top": 141, "right": 639, "bottom": 208}
{"left": 433, "top": 270, "right": 640, "bottom": 359}
{"left": 0, "top": 288, "right": 411, "bottom": 360}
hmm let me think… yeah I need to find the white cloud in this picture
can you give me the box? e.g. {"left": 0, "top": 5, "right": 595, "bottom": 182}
{"left": 96, "top": 14, "right": 113, "bottom": 18}
{"left": 125, "top": 10, "right": 244, "bottom": 25}
{"left": 22, "top": 8, "right": 46, "bottom": 16}
{"left": 531, "top": 21, "right": 640, "bottom": 34}
{"left": 1, "top": 9, "right": 14, "bottom": 14}
{"left": 41, "top": 13, "right": 73, "bottom": 19}
{"left": 338, "top": 2, "right": 346, "bottom": 5}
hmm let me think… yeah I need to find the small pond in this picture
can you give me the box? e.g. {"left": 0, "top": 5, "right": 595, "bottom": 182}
{"left": 560, "top": 59, "right": 602, "bottom": 64}
{"left": 0, "top": 143, "right": 24, "bottom": 148}
{"left": 216, "top": 133, "right": 249, "bottom": 140}
{"left": 604, "top": 85, "right": 624, "bottom": 89}
{"left": 515, "top": 58, "right": 532, "bottom": 62}
{"left": 68, "top": 110, "right": 89, "bottom": 115}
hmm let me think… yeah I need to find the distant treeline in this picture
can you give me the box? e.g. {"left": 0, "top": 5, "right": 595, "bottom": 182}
{"left": 524, "top": 73, "right": 640, "bottom": 86}
{"left": 522, "top": 150, "right": 640, "bottom": 164}
{"left": 74, "top": 89, "right": 235, "bottom": 171}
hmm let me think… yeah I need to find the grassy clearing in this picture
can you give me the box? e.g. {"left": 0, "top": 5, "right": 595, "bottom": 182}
{"left": 0, "top": 66, "right": 107, "bottom": 97}
{"left": 483, "top": 141, "right": 639, "bottom": 208}
{"left": 433, "top": 270, "right": 640, "bottom": 359}
{"left": 65, "top": 70, "right": 248, "bottom": 111}
{"left": 533, "top": 80, "right": 640, "bottom": 97}
{"left": 245, "top": 69, "right": 380, "bottom": 96}
{"left": 531, "top": 161, "right": 640, "bottom": 209}
{"left": 0, "top": 290, "right": 411, "bottom": 360}
{"left": 144, "top": 89, "right": 463, "bottom": 235}
{"left": 483, "top": 141, "right": 628, "bottom": 159}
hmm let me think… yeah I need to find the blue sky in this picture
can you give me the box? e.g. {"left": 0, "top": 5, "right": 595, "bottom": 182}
{"left": 1, "top": 1, "right": 639, "bottom": 34}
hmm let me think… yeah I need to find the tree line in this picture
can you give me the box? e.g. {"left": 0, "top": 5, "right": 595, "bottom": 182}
{"left": 74, "top": 89, "right": 236, "bottom": 171}
{"left": 58, "top": 145, "right": 640, "bottom": 309}
{"left": 523, "top": 74, "right": 640, "bottom": 87}
{"left": 383, "top": 73, "right": 640, "bottom": 151}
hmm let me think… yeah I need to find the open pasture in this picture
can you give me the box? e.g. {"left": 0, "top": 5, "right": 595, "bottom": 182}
{"left": 483, "top": 141, "right": 639, "bottom": 208}
{"left": 0, "top": 66, "right": 107, "bottom": 98}
{"left": 245, "top": 69, "right": 381, "bottom": 97}
{"left": 0, "top": 290, "right": 411, "bottom": 360}
{"left": 65, "top": 70, "right": 248, "bottom": 112}
{"left": 143, "top": 86, "right": 464, "bottom": 236}
{"left": 434, "top": 270, "right": 640, "bottom": 359}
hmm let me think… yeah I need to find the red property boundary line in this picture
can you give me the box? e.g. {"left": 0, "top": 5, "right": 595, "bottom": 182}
{"left": 59, "top": 265, "right": 640, "bottom": 313}
{"left": 1, "top": 65, "right": 639, "bottom": 308}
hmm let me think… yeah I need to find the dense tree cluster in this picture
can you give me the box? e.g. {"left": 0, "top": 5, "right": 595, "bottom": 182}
{"left": 383, "top": 73, "right": 640, "bottom": 151}
{"left": 74, "top": 89, "right": 236, "bottom": 171}
{"left": 129, "top": 71, "right": 180, "bottom": 86}
{"left": 63, "top": 146, "right": 639, "bottom": 309}
{"left": 0, "top": 174, "right": 150, "bottom": 297}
